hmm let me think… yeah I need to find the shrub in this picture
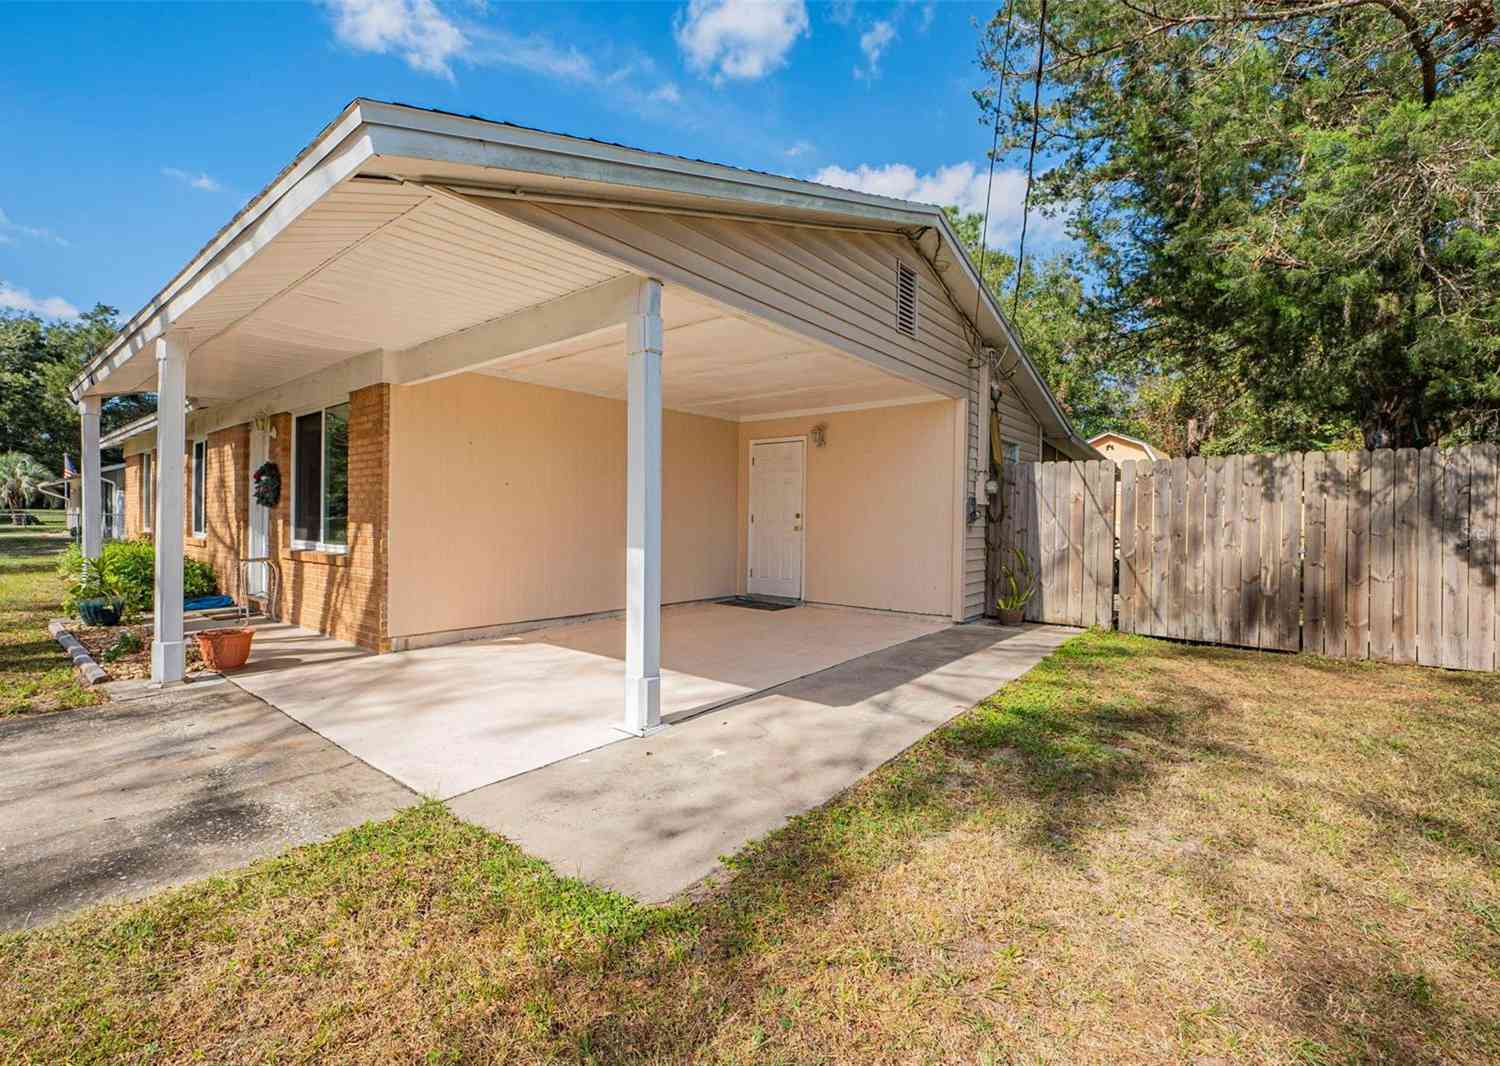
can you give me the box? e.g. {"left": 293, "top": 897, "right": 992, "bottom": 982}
{"left": 103, "top": 540, "right": 157, "bottom": 613}
{"left": 55, "top": 540, "right": 83, "bottom": 580}
{"left": 61, "top": 539, "right": 220, "bottom": 619}
{"left": 101, "top": 630, "right": 143, "bottom": 663}
{"left": 184, "top": 558, "right": 217, "bottom": 600}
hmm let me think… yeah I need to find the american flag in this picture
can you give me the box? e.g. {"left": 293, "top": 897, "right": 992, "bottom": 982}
{"left": 62, "top": 453, "right": 77, "bottom": 478}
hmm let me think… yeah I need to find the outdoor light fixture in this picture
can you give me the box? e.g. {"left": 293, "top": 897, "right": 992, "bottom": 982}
{"left": 811, "top": 423, "right": 827, "bottom": 448}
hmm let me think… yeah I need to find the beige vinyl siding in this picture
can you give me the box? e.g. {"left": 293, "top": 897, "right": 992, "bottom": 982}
{"left": 476, "top": 199, "right": 1006, "bottom": 620}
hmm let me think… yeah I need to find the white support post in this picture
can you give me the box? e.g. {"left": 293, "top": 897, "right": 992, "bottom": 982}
{"left": 621, "top": 277, "right": 664, "bottom": 736}
{"left": 151, "top": 335, "right": 187, "bottom": 684}
{"left": 79, "top": 396, "right": 102, "bottom": 560}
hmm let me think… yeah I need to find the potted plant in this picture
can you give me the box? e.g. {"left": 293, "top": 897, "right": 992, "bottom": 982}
{"left": 74, "top": 564, "right": 125, "bottom": 627}
{"left": 194, "top": 626, "right": 256, "bottom": 671}
{"left": 994, "top": 546, "right": 1038, "bottom": 626}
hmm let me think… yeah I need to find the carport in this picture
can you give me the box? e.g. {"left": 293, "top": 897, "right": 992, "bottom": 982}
{"left": 70, "top": 99, "right": 1096, "bottom": 759}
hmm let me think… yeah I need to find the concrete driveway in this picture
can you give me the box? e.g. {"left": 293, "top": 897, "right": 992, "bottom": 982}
{"left": 452, "top": 622, "right": 1075, "bottom": 901}
{"left": 0, "top": 679, "right": 414, "bottom": 932}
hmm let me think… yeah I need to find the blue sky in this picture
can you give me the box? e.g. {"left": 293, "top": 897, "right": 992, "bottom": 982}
{"left": 1, "top": 0, "right": 1061, "bottom": 322}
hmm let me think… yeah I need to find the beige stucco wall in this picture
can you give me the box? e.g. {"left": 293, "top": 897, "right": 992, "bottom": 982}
{"left": 737, "top": 401, "right": 957, "bottom": 617}
{"left": 386, "top": 373, "right": 739, "bottom": 639}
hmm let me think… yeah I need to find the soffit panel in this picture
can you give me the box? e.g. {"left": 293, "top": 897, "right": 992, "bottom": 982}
{"left": 176, "top": 179, "right": 631, "bottom": 401}
{"left": 480, "top": 289, "right": 940, "bottom": 421}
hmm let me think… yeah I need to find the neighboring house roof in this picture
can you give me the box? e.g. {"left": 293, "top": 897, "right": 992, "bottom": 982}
{"left": 71, "top": 99, "right": 1098, "bottom": 460}
{"left": 1088, "top": 431, "right": 1167, "bottom": 461}
{"left": 100, "top": 411, "right": 162, "bottom": 449}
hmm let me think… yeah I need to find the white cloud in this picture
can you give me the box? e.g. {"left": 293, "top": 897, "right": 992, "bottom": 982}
{"left": 326, "top": 0, "right": 467, "bottom": 77}
{"left": 810, "top": 161, "right": 1070, "bottom": 246}
{"left": 322, "top": 0, "right": 683, "bottom": 123}
{"left": 854, "top": 19, "right": 895, "bottom": 80}
{"left": 675, "top": 0, "right": 809, "bottom": 83}
{"left": 0, "top": 281, "right": 80, "bottom": 319}
{"left": 827, "top": 0, "right": 855, "bottom": 26}
{"left": 0, "top": 208, "right": 68, "bottom": 247}
{"left": 917, "top": 1, "right": 935, "bottom": 32}
{"left": 161, "top": 167, "right": 224, "bottom": 192}
{"left": 473, "top": 30, "right": 596, "bottom": 81}
{"left": 784, "top": 139, "right": 816, "bottom": 158}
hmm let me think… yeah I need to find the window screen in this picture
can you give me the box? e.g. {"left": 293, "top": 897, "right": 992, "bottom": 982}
{"left": 293, "top": 411, "right": 322, "bottom": 544}
{"left": 293, "top": 402, "right": 351, "bottom": 547}
{"left": 142, "top": 451, "right": 154, "bottom": 530}
{"left": 322, "top": 403, "right": 349, "bottom": 547}
{"left": 191, "top": 440, "right": 206, "bottom": 535}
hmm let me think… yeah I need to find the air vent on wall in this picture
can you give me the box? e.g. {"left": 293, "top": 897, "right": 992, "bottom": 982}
{"left": 895, "top": 260, "right": 919, "bottom": 338}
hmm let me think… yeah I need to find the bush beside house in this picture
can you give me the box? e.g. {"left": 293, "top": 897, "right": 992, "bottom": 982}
{"left": 57, "top": 540, "right": 217, "bottom": 620}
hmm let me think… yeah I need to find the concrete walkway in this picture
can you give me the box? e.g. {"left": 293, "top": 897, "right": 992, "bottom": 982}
{"left": 0, "top": 679, "right": 414, "bottom": 931}
{"left": 451, "top": 622, "right": 1075, "bottom": 902}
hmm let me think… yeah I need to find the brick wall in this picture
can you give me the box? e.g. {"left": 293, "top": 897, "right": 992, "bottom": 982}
{"left": 265, "top": 383, "right": 390, "bottom": 650}
{"left": 123, "top": 453, "right": 147, "bottom": 540}
{"left": 117, "top": 384, "right": 391, "bottom": 651}
{"left": 182, "top": 424, "right": 251, "bottom": 603}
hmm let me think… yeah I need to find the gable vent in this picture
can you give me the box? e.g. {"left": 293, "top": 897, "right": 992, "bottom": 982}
{"left": 895, "top": 260, "right": 919, "bottom": 338}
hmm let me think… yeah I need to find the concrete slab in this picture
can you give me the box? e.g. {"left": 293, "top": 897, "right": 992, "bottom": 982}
{"left": 0, "top": 682, "right": 414, "bottom": 932}
{"left": 450, "top": 622, "right": 1076, "bottom": 902}
{"left": 227, "top": 603, "right": 949, "bottom": 799}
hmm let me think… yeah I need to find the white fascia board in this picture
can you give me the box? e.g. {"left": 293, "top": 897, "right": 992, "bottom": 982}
{"left": 99, "top": 412, "right": 161, "bottom": 449}
{"left": 358, "top": 102, "right": 937, "bottom": 228}
{"left": 70, "top": 106, "right": 375, "bottom": 401}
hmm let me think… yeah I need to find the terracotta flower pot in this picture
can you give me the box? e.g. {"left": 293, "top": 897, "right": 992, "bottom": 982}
{"left": 194, "top": 627, "right": 256, "bottom": 671}
{"left": 997, "top": 607, "right": 1025, "bottom": 626}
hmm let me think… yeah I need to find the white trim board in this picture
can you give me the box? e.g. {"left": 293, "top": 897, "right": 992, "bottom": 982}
{"left": 737, "top": 396, "right": 943, "bottom": 423}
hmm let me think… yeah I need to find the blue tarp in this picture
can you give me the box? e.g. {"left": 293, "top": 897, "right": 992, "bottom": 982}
{"left": 185, "top": 594, "right": 235, "bottom": 611}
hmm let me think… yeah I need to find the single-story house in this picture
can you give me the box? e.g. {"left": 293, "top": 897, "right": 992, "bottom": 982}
{"left": 1088, "top": 430, "right": 1166, "bottom": 464}
{"left": 39, "top": 463, "right": 125, "bottom": 540}
{"left": 72, "top": 99, "right": 1094, "bottom": 734}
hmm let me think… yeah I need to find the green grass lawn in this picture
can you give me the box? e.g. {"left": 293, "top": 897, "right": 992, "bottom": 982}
{"left": 3, "top": 628, "right": 1497, "bottom": 1064}
{"left": 0, "top": 521, "right": 99, "bottom": 717}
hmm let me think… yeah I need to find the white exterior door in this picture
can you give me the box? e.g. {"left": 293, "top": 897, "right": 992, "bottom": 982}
{"left": 246, "top": 428, "right": 269, "bottom": 596}
{"left": 748, "top": 439, "right": 805, "bottom": 599}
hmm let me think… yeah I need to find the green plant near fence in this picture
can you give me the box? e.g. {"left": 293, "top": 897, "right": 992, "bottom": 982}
{"left": 57, "top": 540, "right": 218, "bottom": 619}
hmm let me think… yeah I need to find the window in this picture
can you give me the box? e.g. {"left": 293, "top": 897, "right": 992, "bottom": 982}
{"left": 191, "top": 439, "right": 206, "bottom": 536}
{"left": 141, "top": 450, "right": 154, "bottom": 531}
{"left": 1004, "top": 441, "right": 1022, "bottom": 465}
{"left": 292, "top": 402, "right": 349, "bottom": 550}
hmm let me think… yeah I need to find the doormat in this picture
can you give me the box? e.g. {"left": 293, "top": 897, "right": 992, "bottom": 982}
{"left": 722, "top": 596, "right": 799, "bottom": 611}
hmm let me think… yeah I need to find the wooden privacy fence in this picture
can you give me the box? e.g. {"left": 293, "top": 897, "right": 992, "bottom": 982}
{"left": 996, "top": 445, "right": 1499, "bottom": 673}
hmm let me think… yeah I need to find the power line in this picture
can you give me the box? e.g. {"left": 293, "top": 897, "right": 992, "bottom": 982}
{"left": 974, "top": 0, "right": 1020, "bottom": 336}
{"left": 1011, "top": 0, "right": 1049, "bottom": 321}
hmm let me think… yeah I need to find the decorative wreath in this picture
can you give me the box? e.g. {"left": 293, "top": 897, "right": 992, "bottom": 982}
{"left": 252, "top": 461, "right": 281, "bottom": 508}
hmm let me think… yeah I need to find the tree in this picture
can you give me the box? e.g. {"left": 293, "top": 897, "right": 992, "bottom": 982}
{"left": 0, "top": 306, "right": 153, "bottom": 474}
{"left": 944, "top": 207, "right": 1139, "bottom": 440}
{"left": 978, "top": 0, "right": 1500, "bottom": 452}
{"left": 0, "top": 451, "right": 51, "bottom": 522}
